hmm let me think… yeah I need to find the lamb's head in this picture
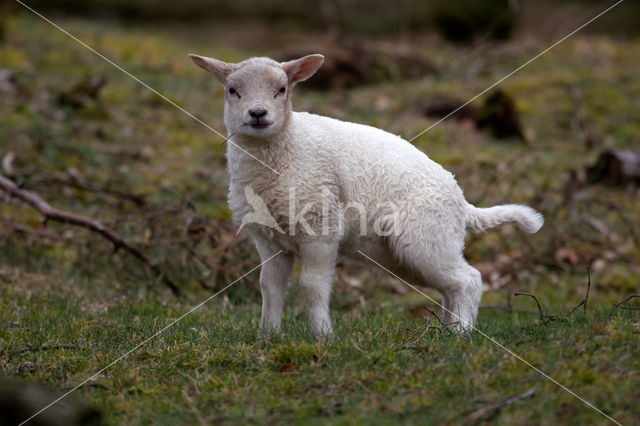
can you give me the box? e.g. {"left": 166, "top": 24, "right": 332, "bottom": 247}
{"left": 189, "top": 54, "right": 324, "bottom": 138}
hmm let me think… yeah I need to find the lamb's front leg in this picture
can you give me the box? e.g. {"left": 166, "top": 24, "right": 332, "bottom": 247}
{"left": 253, "top": 237, "right": 293, "bottom": 335}
{"left": 299, "top": 241, "right": 339, "bottom": 338}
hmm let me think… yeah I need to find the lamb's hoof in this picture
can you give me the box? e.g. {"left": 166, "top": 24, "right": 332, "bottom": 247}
{"left": 445, "top": 321, "right": 474, "bottom": 334}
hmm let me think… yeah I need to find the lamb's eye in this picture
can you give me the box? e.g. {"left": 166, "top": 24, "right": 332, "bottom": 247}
{"left": 279, "top": 86, "right": 286, "bottom": 94}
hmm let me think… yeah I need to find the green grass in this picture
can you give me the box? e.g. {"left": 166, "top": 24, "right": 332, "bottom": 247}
{"left": 1, "top": 276, "right": 638, "bottom": 425}
{"left": 1, "top": 12, "right": 639, "bottom": 425}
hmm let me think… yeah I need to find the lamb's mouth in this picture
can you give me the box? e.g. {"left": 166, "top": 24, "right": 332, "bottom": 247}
{"left": 246, "top": 121, "right": 273, "bottom": 130}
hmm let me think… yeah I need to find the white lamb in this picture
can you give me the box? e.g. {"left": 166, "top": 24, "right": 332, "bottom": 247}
{"left": 189, "top": 53, "right": 543, "bottom": 337}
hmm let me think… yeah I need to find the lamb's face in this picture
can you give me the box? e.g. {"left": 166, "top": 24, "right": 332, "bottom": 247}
{"left": 189, "top": 54, "right": 324, "bottom": 139}
{"left": 224, "top": 62, "right": 290, "bottom": 138}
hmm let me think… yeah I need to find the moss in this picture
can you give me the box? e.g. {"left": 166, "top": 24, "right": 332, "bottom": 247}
{"left": 0, "top": 47, "right": 29, "bottom": 68}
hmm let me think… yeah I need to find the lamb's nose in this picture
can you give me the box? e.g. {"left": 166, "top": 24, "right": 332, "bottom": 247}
{"left": 249, "top": 107, "right": 267, "bottom": 118}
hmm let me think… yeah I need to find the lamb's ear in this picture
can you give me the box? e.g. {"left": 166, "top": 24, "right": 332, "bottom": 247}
{"left": 189, "top": 54, "right": 236, "bottom": 85}
{"left": 281, "top": 54, "right": 324, "bottom": 85}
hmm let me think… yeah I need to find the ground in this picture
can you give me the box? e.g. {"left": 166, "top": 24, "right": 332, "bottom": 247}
{"left": 0, "top": 13, "right": 639, "bottom": 425}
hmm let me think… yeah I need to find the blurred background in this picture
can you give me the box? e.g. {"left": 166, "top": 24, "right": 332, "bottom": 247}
{"left": 0, "top": 1, "right": 639, "bottom": 423}
{"left": 7, "top": 0, "right": 640, "bottom": 37}
{"left": 1, "top": 0, "right": 639, "bottom": 314}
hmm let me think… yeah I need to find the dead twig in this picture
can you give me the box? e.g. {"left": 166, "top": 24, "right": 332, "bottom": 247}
{"left": 418, "top": 305, "right": 445, "bottom": 327}
{"left": 609, "top": 294, "right": 640, "bottom": 317}
{"left": 513, "top": 292, "right": 565, "bottom": 325}
{"left": 0, "top": 174, "right": 179, "bottom": 295}
{"left": 567, "top": 267, "right": 591, "bottom": 317}
{"left": 467, "top": 388, "right": 536, "bottom": 423}
{"left": 513, "top": 292, "right": 545, "bottom": 322}
{"left": 408, "top": 305, "right": 458, "bottom": 342}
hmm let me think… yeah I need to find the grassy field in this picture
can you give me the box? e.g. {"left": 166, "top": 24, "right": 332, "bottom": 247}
{"left": 1, "top": 12, "right": 639, "bottom": 425}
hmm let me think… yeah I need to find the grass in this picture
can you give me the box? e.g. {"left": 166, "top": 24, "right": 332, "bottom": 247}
{"left": 2, "top": 276, "right": 638, "bottom": 425}
{"left": 1, "top": 11, "right": 639, "bottom": 425}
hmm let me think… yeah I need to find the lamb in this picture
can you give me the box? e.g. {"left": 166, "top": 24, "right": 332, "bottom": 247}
{"left": 189, "top": 53, "right": 544, "bottom": 337}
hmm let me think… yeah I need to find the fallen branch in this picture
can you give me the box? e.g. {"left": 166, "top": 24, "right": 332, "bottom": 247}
{"left": 0, "top": 174, "right": 179, "bottom": 295}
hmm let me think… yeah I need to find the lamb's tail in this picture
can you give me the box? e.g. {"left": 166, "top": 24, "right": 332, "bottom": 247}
{"left": 465, "top": 204, "right": 544, "bottom": 234}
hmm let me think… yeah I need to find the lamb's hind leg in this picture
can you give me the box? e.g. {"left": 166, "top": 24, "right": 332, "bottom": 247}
{"left": 392, "top": 239, "right": 483, "bottom": 332}
{"left": 437, "top": 261, "right": 483, "bottom": 331}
